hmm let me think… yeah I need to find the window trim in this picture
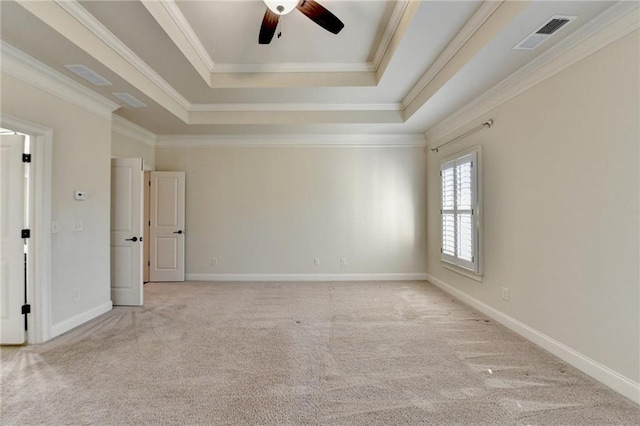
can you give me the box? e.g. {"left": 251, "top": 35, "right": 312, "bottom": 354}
{"left": 439, "top": 146, "right": 483, "bottom": 279}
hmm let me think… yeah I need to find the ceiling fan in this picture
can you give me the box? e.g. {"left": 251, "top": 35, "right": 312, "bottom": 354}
{"left": 259, "top": 0, "right": 345, "bottom": 44}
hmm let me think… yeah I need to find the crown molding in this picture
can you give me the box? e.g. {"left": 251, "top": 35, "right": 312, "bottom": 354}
{"left": 401, "top": 1, "right": 503, "bottom": 109}
{"left": 189, "top": 102, "right": 401, "bottom": 113}
{"left": 155, "top": 133, "right": 426, "bottom": 149}
{"left": 150, "top": 0, "right": 409, "bottom": 76}
{"left": 144, "top": 0, "right": 417, "bottom": 86}
{"left": 424, "top": 0, "right": 640, "bottom": 146}
{"left": 0, "top": 41, "right": 119, "bottom": 120}
{"left": 55, "top": 0, "right": 191, "bottom": 111}
{"left": 112, "top": 115, "right": 157, "bottom": 147}
{"left": 156, "top": 0, "right": 215, "bottom": 71}
{"left": 375, "top": 0, "right": 421, "bottom": 81}
{"left": 372, "top": 0, "right": 412, "bottom": 70}
{"left": 211, "top": 62, "right": 376, "bottom": 74}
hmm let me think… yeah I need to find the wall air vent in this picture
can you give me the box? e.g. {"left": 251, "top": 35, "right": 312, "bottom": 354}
{"left": 65, "top": 64, "right": 112, "bottom": 86}
{"left": 113, "top": 93, "right": 147, "bottom": 108}
{"left": 513, "top": 15, "right": 576, "bottom": 50}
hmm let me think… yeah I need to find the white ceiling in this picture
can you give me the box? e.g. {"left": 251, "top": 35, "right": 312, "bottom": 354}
{"left": 0, "top": 0, "right": 623, "bottom": 137}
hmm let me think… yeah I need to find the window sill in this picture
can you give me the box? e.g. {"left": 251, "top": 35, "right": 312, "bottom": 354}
{"left": 442, "top": 262, "right": 483, "bottom": 282}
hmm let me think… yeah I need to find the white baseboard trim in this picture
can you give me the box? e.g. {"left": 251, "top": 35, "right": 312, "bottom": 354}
{"left": 50, "top": 301, "right": 113, "bottom": 339}
{"left": 186, "top": 273, "right": 428, "bottom": 282}
{"left": 425, "top": 274, "right": 640, "bottom": 404}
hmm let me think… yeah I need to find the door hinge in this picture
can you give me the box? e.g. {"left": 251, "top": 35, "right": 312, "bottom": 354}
{"left": 21, "top": 304, "right": 31, "bottom": 314}
{"left": 22, "top": 153, "right": 31, "bottom": 163}
{"left": 147, "top": 261, "right": 150, "bottom": 267}
{"left": 148, "top": 221, "right": 151, "bottom": 226}
{"left": 21, "top": 229, "right": 30, "bottom": 238}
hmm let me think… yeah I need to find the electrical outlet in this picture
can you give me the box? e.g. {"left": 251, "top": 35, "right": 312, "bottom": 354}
{"left": 210, "top": 258, "right": 218, "bottom": 266}
{"left": 314, "top": 258, "right": 320, "bottom": 266}
{"left": 501, "top": 287, "right": 510, "bottom": 301}
{"left": 341, "top": 257, "right": 347, "bottom": 266}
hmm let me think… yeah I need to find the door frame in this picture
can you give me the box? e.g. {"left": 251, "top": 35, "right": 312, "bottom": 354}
{"left": 0, "top": 113, "right": 52, "bottom": 344}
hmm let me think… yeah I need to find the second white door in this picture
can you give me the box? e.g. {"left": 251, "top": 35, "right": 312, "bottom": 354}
{"left": 110, "top": 158, "right": 144, "bottom": 306}
{"left": 150, "top": 171, "right": 185, "bottom": 282}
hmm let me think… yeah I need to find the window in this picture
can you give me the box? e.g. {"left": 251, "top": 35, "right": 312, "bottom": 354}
{"left": 440, "top": 147, "right": 482, "bottom": 276}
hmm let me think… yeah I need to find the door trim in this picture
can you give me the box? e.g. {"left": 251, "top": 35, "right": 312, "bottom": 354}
{"left": 0, "top": 114, "right": 52, "bottom": 344}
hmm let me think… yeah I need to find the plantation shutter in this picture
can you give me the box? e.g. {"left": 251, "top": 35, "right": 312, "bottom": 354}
{"left": 440, "top": 150, "right": 478, "bottom": 273}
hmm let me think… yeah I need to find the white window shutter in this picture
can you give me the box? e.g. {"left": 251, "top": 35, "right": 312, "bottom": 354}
{"left": 440, "top": 149, "right": 480, "bottom": 274}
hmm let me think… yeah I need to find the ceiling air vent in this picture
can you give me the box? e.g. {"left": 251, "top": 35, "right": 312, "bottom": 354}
{"left": 113, "top": 93, "right": 147, "bottom": 108}
{"left": 513, "top": 15, "right": 576, "bottom": 50}
{"left": 65, "top": 64, "right": 112, "bottom": 86}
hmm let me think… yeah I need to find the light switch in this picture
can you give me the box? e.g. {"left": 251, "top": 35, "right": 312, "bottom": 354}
{"left": 74, "top": 219, "right": 83, "bottom": 232}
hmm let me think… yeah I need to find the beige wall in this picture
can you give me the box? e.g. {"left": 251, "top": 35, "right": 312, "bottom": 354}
{"left": 426, "top": 32, "right": 639, "bottom": 382}
{"left": 1, "top": 72, "right": 112, "bottom": 326}
{"left": 111, "top": 129, "right": 155, "bottom": 169}
{"left": 156, "top": 145, "right": 427, "bottom": 276}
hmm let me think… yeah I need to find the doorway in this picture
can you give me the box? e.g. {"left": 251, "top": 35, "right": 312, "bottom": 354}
{"left": 0, "top": 115, "right": 53, "bottom": 344}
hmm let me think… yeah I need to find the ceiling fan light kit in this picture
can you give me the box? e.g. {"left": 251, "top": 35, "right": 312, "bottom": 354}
{"left": 263, "top": 0, "right": 299, "bottom": 16}
{"left": 259, "top": 0, "right": 345, "bottom": 44}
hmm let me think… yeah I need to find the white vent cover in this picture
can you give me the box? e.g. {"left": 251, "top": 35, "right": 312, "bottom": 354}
{"left": 65, "top": 64, "right": 112, "bottom": 86}
{"left": 113, "top": 93, "right": 147, "bottom": 108}
{"left": 513, "top": 15, "right": 576, "bottom": 50}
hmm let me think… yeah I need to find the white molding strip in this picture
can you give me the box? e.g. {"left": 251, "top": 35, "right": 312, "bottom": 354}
{"left": 186, "top": 273, "right": 428, "bottom": 282}
{"left": 189, "top": 102, "right": 401, "bottom": 113}
{"left": 0, "top": 42, "right": 119, "bottom": 120}
{"left": 50, "top": 301, "right": 112, "bottom": 339}
{"left": 425, "top": 274, "right": 640, "bottom": 404}
{"left": 55, "top": 0, "right": 191, "bottom": 111}
{"left": 156, "top": 133, "right": 426, "bottom": 148}
{"left": 211, "top": 62, "right": 376, "bottom": 74}
{"left": 156, "top": 0, "right": 405, "bottom": 75}
{"left": 112, "top": 115, "right": 157, "bottom": 147}
{"left": 372, "top": 0, "right": 412, "bottom": 70}
{"left": 402, "top": 1, "right": 503, "bottom": 109}
{"left": 158, "top": 0, "right": 215, "bottom": 71}
{"left": 425, "top": 1, "right": 640, "bottom": 146}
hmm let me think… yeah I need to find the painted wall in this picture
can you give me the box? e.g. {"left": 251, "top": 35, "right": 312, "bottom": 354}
{"left": 111, "top": 121, "right": 155, "bottom": 169}
{"left": 425, "top": 32, "right": 639, "bottom": 383}
{"left": 1, "top": 72, "right": 112, "bottom": 328}
{"left": 155, "top": 145, "right": 427, "bottom": 277}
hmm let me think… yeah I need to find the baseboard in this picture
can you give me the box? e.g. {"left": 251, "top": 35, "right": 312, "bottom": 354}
{"left": 186, "top": 273, "right": 428, "bottom": 282}
{"left": 425, "top": 274, "right": 640, "bottom": 404}
{"left": 50, "top": 301, "right": 112, "bottom": 339}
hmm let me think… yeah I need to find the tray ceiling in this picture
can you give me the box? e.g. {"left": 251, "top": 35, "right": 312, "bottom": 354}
{"left": 0, "top": 0, "right": 624, "bottom": 136}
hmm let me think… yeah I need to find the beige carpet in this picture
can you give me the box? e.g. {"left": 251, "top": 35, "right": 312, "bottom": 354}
{"left": 1, "top": 281, "right": 638, "bottom": 425}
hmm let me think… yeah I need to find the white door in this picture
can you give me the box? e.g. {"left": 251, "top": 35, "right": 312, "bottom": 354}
{"left": 0, "top": 135, "right": 26, "bottom": 344}
{"left": 110, "top": 158, "right": 143, "bottom": 306}
{"left": 150, "top": 171, "right": 185, "bottom": 282}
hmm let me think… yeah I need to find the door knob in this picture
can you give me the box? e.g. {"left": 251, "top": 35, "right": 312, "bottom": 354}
{"left": 173, "top": 230, "right": 183, "bottom": 234}
{"left": 125, "top": 236, "right": 138, "bottom": 242}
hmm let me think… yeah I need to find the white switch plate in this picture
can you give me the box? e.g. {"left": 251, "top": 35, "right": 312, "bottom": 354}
{"left": 341, "top": 257, "right": 347, "bottom": 266}
{"left": 314, "top": 258, "right": 320, "bottom": 266}
{"left": 74, "top": 219, "right": 83, "bottom": 232}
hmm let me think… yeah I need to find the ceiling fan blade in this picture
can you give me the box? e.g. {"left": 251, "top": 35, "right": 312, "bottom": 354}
{"left": 259, "top": 8, "right": 280, "bottom": 44}
{"left": 296, "top": 0, "right": 344, "bottom": 35}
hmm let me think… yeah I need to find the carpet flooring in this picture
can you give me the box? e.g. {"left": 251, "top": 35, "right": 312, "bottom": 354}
{"left": 1, "top": 281, "right": 638, "bottom": 425}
